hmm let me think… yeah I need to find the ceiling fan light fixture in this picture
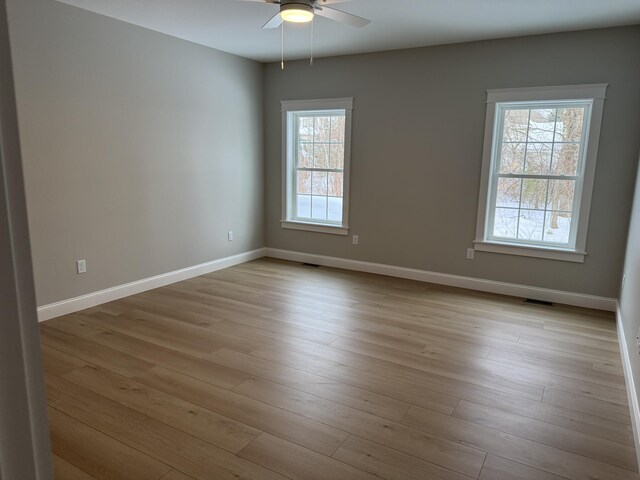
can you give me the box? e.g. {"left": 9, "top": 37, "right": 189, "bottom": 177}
{"left": 280, "top": 3, "right": 314, "bottom": 23}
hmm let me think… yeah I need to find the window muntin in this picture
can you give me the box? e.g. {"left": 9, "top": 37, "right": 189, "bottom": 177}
{"left": 292, "top": 111, "right": 346, "bottom": 224}
{"left": 486, "top": 101, "right": 592, "bottom": 249}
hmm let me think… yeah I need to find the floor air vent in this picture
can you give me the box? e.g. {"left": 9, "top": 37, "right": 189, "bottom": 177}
{"left": 524, "top": 298, "right": 554, "bottom": 306}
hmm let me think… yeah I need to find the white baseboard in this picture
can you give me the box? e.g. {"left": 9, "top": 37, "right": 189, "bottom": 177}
{"left": 264, "top": 248, "right": 617, "bottom": 311}
{"left": 37, "top": 248, "right": 266, "bottom": 322}
{"left": 616, "top": 304, "right": 640, "bottom": 470}
{"left": 39, "top": 245, "right": 617, "bottom": 322}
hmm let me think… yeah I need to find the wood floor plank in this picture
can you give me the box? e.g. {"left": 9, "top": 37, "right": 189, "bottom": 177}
{"left": 518, "top": 334, "right": 621, "bottom": 362}
{"left": 159, "top": 471, "right": 198, "bottom": 480}
{"left": 46, "top": 314, "right": 109, "bottom": 338}
{"left": 41, "top": 325, "right": 154, "bottom": 378}
{"left": 488, "top": 347, "right": 626, "bottom": 390}
{"left": 329, "top": 336, "right": 545, "bottom": 400}
{"left": 465, "top": 388, "right": 635, "bottom": 446}
{"left": 332, "top": 435, "right": 476, "bottom": 480}
{"left": 238, "top": 433, "right": 379, "bottom": 480}
{"left": 478, "top": 454, "right": 568, "bottom": 480}
{"left": 53, "top": 454, "right": 99, "bottom": 480}
{"left": 135, "top": 365, "right": 349, "bottom": 456}
{"left": 402, "top": 405, "right": 637, "bottom": 480}
{"left": 112, "top": 295, "right": 224, "bottom": 328}
{"left": 543, "top": 387, "right": 632, "bottom": 424}
{"left": 248, "top": 343, "right": 462, "bottom": 415}
{"left": 233, "top": 377, "right": 487, "bottom": 477}
{"left": 47, "top": 373, "right": 288, "bottom": 480}
{"left": 88, "top": 330, "right": 251, "bottom": 389}
{"left": 79, "top": 311, "right": 243, "bottom": 357}
{"left": 217, "top": 310, "right": 340, "bottom": 345}
{"left": 49, "top": 406, "right": 171, "bottom": 480}
{"left": 452, "top": 400, "right": 637, "bottom": 471}
{"left": 41, "top": 345, "right": 90, "bottom": 376}
{"left": 334, "top": 334, "right": 626, "bottom": 405}
{"left": 208, "top": 348, "right": 412, "bottom": 421}
{"left": 63, "top": 365, "right": 261, "bottom": 453}
{"left": 251, "top": 341, "right": 544, "bottom": 414}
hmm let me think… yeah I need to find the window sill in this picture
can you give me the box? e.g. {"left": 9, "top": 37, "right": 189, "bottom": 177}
{"left": 473, "top": 241, "right": 586, "bottom": 263}
{"left": 281, "top": 221, "right": 349, "bottom": 236}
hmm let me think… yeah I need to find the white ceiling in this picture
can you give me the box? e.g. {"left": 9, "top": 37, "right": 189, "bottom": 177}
{"left": 56, "top": 0, "right": 640, "bottom": 63}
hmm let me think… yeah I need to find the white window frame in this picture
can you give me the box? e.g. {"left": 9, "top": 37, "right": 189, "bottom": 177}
{"left": 281, "top": 98, "right": 353, "bottom": 235}
{"left": 474, "top": 84, "right": 607, "bottom": 263}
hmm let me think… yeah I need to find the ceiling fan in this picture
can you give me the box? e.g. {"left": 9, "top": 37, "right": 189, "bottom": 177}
{"left": 237, "top": 0, "right": 371, "bottom": 29}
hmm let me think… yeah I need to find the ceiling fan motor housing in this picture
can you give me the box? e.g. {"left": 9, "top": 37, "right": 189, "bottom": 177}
{"left": 279, "top": 0, "right": 315, "bottom": 7}
{"left": 279, "top": 0, "right": 315, "bottom": 23}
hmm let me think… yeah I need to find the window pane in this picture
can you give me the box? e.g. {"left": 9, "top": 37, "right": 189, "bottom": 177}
{"left": 297, "top": 171, "right": 311, "bottom": 195}
{"left": 551, "top": 142, "right": 579, "bottom": 176}
{"left": 298, "top": 142, "right": 313, "bottom": 168}
{"left": 314, "top": 143, "right": 330, "bottom": 169}
{"left": 328, "top": 197, "right": 343, "bottom": 222}
{"left": 499, "top": 142, "right": 525, "bottom": 174}
{"left": 298, "top": 116, "right": 313, "bottom": 142}
{"left": 503, "top": 109, "right": 529, "bottom": 142}
{"left": 520, "top": 179, "right": 548, "bottom": 209}
{"left": 331, "top": 116, "right": 345, "bottom": 143}
{"left": 312, "top": 171, "right": 328, "bottom": 195}
{"left": 517, "top": 210, "right": 544, "bottom": 241}
{"left": 314, "top": 116, "right": 331, "bottom": 142}
{"left": 546, "top": 180, "right": 575, "bottom": 212}
{"left": 524, "top": 143, "right": 552, "bottom": 175}
{"left": 328, "top": 172, "right": 343, "bottom": 197}
{"left": 555, "top": 107, "right": 585, "bottom": 142}
{"left": 496, "top": 178, "right": 521, "bottom": 208}
{"left": 493, "top": 208, "right": 518, "bottom": 238}
{"left": 330, "top": 144, "right": 345, "bottom": 169}
{"left": 527, "top": 109, "right": 556, "bottom": 142}
{"left": 296, "top": 195, "right": 311, "bottom": 218}
{"left": 311, "top": 196, "right": 327, "bottom": 220}
{"left": 544, "top": 211, "right": 571, "bottom": 244}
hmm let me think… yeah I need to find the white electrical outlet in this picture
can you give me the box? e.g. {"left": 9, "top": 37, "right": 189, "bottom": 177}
{"left": 637, "top": 326, "right": 640, "bottom": 355}
{"left": 352, "top": 235, "right": 359, "bottom": 245}
{"left": 228, "top": 231, "right": 234, "bottom": 242}
{"left": 76, "top": 259, "right": 87, "bottom": 274}
{"left": 622, "top": 274, "right": 626, "bottom": 291}
{"left": 466, "top": 248, "right": 475, "bottom": 260}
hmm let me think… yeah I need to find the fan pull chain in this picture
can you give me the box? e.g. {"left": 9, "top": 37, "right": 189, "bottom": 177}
{"left": 281, "top": 21, "right": 285, "bottom": 70}
{"left": 310, "top": 15, "right": 314, "bottom": 66}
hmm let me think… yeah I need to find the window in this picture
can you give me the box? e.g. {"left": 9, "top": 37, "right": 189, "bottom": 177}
{"left": 281, "top": 98, "right": 353, "bottom": 235}
{"left": 475, "top": 85, "right": 607, "bottom": 262}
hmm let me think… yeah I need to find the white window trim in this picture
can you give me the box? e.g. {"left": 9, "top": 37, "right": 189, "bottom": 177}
{"left": 281, "top": 97, "right": 353, "bottom": 235}
{"left": 474, "top": 84, "right": 607, "bottom": 263}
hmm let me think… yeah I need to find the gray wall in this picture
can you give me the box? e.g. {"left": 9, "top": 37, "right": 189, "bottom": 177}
{"left": 621, "top": 153, "right": 640, "bottom": 426}
{"left": 7, "top": 0, "right": 264, "bottom": 306}
{"left": 264, "top": 26, "right": 640, "bottom": 298}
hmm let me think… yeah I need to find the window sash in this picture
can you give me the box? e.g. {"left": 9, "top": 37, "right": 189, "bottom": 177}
{"left": 289, "top": 109, "right": 346, "bottom": 225}
{"left": 485, "top": 101, "right": 593, "bottom": 249}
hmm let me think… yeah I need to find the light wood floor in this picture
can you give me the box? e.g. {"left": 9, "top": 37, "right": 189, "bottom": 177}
{"left": 41, "top": 258, "right": 637, "bottom": 480}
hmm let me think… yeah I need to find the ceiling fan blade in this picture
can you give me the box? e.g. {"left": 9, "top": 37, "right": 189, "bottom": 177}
{"left": 316, "top": 0, "right": 351, "bottom": 4}
{"left": 315, "top": 6, "right": 370, "bottom": 28}
{"left": 234, "top": 0, "right": 279, "bottom": 3}
{"left": 262, "top": 12, "right": 284, "bottom": 29}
